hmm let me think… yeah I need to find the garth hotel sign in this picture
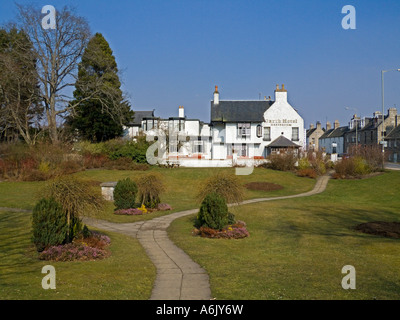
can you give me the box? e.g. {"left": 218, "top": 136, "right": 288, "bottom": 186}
{"left": 265, "top": 119, "right": 299, "bottom": 126}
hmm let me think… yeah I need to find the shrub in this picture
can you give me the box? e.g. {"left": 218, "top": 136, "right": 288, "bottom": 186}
{"left": 136, "top": 172, "right": 165, "bottom": 208}
{"left": 297, "top": 157, "right": 310, "bottom": 170}
{"left": 334, "top": 156, "right": 371, "bottom": 178}
{"left": 296, "top": 168, "right": 318, "bottom": 179}
{"left": 197, "top": 171, "right": 244, "bottom": 205}
{"left": 196, "top": 192, "right": 230, "bottom": 230}
{"left": 348, "top": 145, "right": 384, "bottom": 172}
{"left": 114, "top": 178, "right": 138, "bottom": 210}
{"left": 82, "top": 225, "right": 91, "bottom": 238}
{"left": 83, "top": 153, "right": 108, "bottom": 169}
{"left": 267, "top": 152, "right": 297, "bottom": 171}
{"left": 57, "top": 159, "right": 83, "bottom": 175}
{"left": 32, "top": 198, "right": 68, "bottom": 252}
{"left": 40, "top": 176, "right": 104, "bottom": 241}
{"left": 105, "top": 137, "right": 150, "bottom": 164}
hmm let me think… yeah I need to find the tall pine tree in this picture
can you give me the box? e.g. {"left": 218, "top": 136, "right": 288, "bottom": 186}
{"left": 67, "top": 33, "right": 133, "bottom": 142}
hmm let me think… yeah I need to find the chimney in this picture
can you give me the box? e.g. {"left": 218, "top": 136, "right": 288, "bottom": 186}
{"left": 388, "top": 107, "right": 397, "bottom": 117}
{"left": 179, "top": 105, "right": 185, "bottom": 118}
{"left": 213, "top": 86, "right": 219, "bottom": 105}
{"left": 274, "top": 84, "right": 288, "bottom": 102}
{"left": 316, "top": 121, "right": 322, "bottom": 130}
{"left": 334, "top": 120, "right": 340, "bottom": 129}
{"left": 326, "top": 121, "right": 331, "bottom": 131}
{"left": 309, "top": 124, "right": 315, "bottom": 129}
{"left": 374, "top": 111, "right": 382, "bottom": 119}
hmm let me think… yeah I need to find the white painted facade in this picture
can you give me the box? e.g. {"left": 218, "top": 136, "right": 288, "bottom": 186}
{"left": 210, "top": 85, "right": 304, "bottom": 161}
{"left": 127, "top": 85, "right": 305, "bottom": 167}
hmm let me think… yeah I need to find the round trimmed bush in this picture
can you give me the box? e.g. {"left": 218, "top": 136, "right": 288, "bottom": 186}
{"left": 32, "top": 198, "right": 68, "bottom": 252}
{"left": 196, "top": 192, "right": 231, "bottom": 230}
{"left": 114, "top": 178, "right": 138, "bottom": 210}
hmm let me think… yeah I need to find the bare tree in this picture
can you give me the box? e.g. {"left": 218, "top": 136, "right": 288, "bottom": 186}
{"left": 16, "top": 4, "right": 92, "bottom": 143}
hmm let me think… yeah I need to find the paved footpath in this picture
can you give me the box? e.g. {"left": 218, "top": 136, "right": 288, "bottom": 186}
{"left": 1, "top": 173, "right": 331, "bottom": 300}
{"left": 83, "top": 173, "right": 331, "bottom": 300}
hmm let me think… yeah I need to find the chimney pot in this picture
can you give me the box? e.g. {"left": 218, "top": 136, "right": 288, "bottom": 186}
{"left": 326, "top": 121, "right": 331, "bottom": 130}
{"left": 334, "top": 120, "right": 340, "bottom": 129}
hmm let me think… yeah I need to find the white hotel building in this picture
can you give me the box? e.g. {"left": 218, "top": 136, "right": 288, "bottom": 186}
{"left": 126, "top": 85, "right": 305, "bottom": 167}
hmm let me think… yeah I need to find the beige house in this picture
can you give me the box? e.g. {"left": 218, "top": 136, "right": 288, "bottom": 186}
{"left": 306, "top": 121, "right": 325, "bottom": 151}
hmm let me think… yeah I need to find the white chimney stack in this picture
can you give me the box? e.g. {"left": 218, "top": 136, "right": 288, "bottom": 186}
{"left": 274, "top": 84, "right": 287, "bottom": 102}
{"left": 214, "top": 85, "right": 219, "bottom": 105}
{"left": 179, "top": 105, "right": 185, "bottom": 118}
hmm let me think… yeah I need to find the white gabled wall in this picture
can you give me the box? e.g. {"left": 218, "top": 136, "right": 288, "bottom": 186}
{"left": 262, "top": 86, "right": 305, "bottom": 149}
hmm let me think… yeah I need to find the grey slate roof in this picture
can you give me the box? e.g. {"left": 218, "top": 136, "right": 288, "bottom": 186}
{"left": 211, "top": 100, "right": 274, "bottom": 123}
{"left": 320, "top": 126, "right": 349, "bottom": 139}
{"left": 128, "top": 110, "right": 155, "bottom": 126}
{"left": 306, "top": 128, "right": 317, "bottom": 137}
{"left": 268, "top": 135, "right": 300, "bottom": 148}
{"left": 306, "top": 127, "right": 325, "bottom": 138}
{"left": 386, "top": 125, "right": 400, "bottom": 139}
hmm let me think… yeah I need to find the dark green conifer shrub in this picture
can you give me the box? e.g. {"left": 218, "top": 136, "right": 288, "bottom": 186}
{"left": 114, "top": 178, "right": 138, "bottom": 210}
{"left": 32, "top": 198, "right": 68, "bottom": 252}
{"left": 196, "top": 192, "right": 231, "bottom": 230}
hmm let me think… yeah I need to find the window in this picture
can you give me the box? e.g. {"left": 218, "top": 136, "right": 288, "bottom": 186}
{"left": 237, "top": 123, "right": 251, "bottom": 137}
{"left": 292, "top": 127, "right": 299, "bottom": 141}
{"left": 263, "top": 127, "right": 271, "bottom": 141}
{"left": 193, "top": 138, "right": 203, "bottom": 153}
{"left": 144, "top": 119, "right": 159, "bottom": 130}
{"left": 228, "top": 144, "right": 247, "bottom": 157}
{"left": 256, "top": 125, "right": 262, "bottom": 138}
{"left": 179, "top": 120, "right": 185, "bottom": 131}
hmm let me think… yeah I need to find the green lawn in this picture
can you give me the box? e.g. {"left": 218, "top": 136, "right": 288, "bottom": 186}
{"left": 0, "top": 210, "right": 156, "bottom": 300}
{"left": 0, "top": 167, "right": 315, "bottom": 223}
{"left": 168, "top": 171, "right": 400, "bottom": 300}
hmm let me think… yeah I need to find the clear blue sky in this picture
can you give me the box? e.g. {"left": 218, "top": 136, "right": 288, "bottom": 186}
{"left": 1, "top": 0, "right": 400, "bottom": 128}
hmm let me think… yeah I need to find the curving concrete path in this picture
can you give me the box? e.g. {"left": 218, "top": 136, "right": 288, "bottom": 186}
{"left": 1, "top": 173, "right": 331, "bottom": 300}
{"left": 83, "top": 172, "right": 331, "bottom": 300}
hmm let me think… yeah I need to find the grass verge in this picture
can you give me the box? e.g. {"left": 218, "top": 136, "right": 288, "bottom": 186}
{"left": 168, "top": 171, "right": 400, "bottom": 300}
{"left": 0, "top": 210, "right": 156, "bottom": 300}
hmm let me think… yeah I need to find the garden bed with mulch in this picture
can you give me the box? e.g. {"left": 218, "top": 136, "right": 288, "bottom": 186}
{"left": 354, "top": 221, "right": 400, "bottom": 239}
{"left": 193, "top": 221, "right": 250, "bottom": 239}
{"left": 244, "top": 182, "right": 283, "bottom": 191}
{"left": 39, "top": 231, "right": 112, "bottom": 262}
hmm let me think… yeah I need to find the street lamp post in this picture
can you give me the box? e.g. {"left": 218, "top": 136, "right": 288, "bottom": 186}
{"left": 381, "top": 69, "right": 400, "bottom": 168}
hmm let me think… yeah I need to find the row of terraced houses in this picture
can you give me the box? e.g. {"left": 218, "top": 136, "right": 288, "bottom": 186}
{"left": 307, "top": 108, "right": 400, "bottom": 162}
